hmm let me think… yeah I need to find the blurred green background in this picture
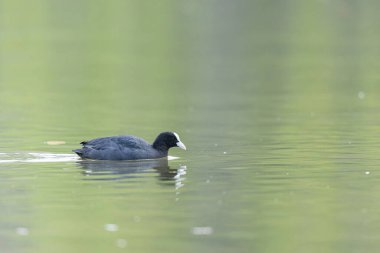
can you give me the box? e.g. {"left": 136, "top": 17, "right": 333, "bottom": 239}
{"left": 1, "top": 1, "right": 380, "bottom": 253}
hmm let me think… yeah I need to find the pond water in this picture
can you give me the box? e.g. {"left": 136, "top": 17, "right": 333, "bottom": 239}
{"left": 1, "top": 1, "right": 380, "bottom": 253}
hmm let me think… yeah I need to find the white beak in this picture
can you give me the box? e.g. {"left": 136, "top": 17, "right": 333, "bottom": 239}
{"left": 176, "top": 141, "right": 187, "bottom": 150}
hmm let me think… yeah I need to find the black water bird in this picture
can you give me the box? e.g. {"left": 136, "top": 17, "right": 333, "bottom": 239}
{"left": 73, "top": 132, "right": 186, "bottom": 160}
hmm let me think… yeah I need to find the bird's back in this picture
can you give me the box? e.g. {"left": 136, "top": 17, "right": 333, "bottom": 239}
{"left": 74, "top": 135, "right": 164, "bottom": 160}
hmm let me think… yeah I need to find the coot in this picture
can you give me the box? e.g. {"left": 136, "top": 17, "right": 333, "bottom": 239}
{"left": 73, "top": 132, "right": 186, "bottom": 160}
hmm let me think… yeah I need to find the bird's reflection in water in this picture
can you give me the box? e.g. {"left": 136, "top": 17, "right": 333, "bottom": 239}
{"left": 76, "top": 158, "right": 186, "bottom": 188}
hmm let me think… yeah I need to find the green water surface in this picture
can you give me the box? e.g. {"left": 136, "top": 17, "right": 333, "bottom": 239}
{"left": 1, "top": 1, "right": 380, "bottom": 253}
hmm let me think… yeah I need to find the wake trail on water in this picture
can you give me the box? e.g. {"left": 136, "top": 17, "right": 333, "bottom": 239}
{"left": 0, "top": 152, "right": 179, "bottom": 163}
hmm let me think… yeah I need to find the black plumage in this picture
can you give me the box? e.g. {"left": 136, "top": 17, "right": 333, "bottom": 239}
{"left": 73, "top": 132, "right": 186, "bottom": 160}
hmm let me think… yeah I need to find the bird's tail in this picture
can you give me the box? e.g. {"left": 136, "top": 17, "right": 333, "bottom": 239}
{"left": 73, "top": 149, "right": 83, "bottom": 158}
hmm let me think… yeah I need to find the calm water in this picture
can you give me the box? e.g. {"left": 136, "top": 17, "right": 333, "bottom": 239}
{"left": 1, "top": 1, "right": 380, "bottom": 253}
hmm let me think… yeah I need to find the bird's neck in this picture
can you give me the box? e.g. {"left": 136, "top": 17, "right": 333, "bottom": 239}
{"left": 152, "top": 140, "right": 169, "bottom": 152}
